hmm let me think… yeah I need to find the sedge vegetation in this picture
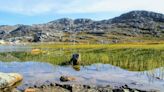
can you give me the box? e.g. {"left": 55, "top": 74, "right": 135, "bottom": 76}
{"left": 0, "top": 42, "right": 164, "bottom": 71}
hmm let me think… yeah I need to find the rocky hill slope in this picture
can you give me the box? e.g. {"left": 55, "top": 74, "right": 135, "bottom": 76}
{"left": 0, "top": 10, "right": 164, "bottom": 43}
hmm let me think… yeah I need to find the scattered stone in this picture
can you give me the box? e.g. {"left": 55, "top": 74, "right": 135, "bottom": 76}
{"left": 123, "top": 89, "right": 130, "bottom": 92}
{"left": 60, "top": 76, "right": 76, "bottom": 82}
{"left": 155, "top": 77, "right": 161, "bottom": 80}
{"left": 18, "top": 82, "right": 159, "bottom": 92}
{"left": 24, "top": 88, "right": 38, "bottom": 92}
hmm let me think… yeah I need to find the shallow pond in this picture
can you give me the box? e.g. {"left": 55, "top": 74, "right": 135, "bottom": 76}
{"left": 0, "top": 61, "right": 164, "bottom": 91}
{"left": 0, "top": 44, "right": 164, "bottom": 91}
{"left": 0, "top": 45, "right": 32, "bottom": 52}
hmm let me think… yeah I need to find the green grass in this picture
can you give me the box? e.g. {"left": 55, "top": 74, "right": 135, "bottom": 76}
{"left": 0, "top": 43, "right": 164, "bottom": 71}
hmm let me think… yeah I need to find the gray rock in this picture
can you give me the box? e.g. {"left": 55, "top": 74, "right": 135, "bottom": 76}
{"left": 0, "top": 10, "right": 164, "bottom": 42}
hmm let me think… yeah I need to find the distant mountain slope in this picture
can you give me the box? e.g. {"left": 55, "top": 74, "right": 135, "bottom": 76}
{"left": 0, "top": 10, "right": 164, "bottom": 43}
{"left": 112, "top": 11, "right": 164, "bottom": 23}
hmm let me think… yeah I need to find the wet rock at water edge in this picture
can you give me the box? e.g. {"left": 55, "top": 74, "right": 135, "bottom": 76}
{"left": 24, "top": 88, "right": 39, "bottom": 92}
{"left": 0, "top": 72, "right": 23, "bottom": 92}
{"left": 60, "top": 76, "right": 76, "bottom": 82}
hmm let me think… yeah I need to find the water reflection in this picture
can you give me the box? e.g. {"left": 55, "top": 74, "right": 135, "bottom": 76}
{"left": 72, "top": 65, "right": 81, "bottom": 71}
{"left": 0, "top": 61, "right": 163, "bottom": 91}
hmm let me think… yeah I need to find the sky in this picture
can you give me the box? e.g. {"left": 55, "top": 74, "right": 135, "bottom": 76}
{"left": 0, "top": 0, "right": 164, "bottom": 25}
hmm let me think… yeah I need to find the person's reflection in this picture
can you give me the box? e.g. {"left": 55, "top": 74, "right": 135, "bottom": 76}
{"left": 72, "top": 65, "right": 81, "bottom": 71}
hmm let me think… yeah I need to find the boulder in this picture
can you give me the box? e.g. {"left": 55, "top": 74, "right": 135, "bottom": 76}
{"left": 0, "top": 72, "right": 23, "bottom": 91}
{"left": 60, "top": 76, "right": 76, "bottom": 82}
{"left": 69, "top": 54, "right": 81, "bottom": 65}
{"left": 31, "top": 49, "right": 44, "bottom": 55}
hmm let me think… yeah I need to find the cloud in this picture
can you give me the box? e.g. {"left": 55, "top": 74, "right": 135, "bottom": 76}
{"left": 0, "top": 0, "right": 164, "bottom": 16}
{"left": 58, "top": 0, "right": 164, "bottom": 14}
{"left": 0, "top": 0, "right": 59, "bottom": 15}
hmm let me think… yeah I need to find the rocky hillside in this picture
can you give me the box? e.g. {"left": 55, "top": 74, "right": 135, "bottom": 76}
{"left": 0, "top": 10, "right": 164, "bottom": 43}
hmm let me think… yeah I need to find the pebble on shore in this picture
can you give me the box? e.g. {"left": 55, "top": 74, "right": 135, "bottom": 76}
{"left": 60, "top": 76, "right": 76, "bottom": 82}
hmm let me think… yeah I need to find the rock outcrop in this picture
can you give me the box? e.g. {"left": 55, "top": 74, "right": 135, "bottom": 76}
{"left": 0, "top": 10, "right": 164, "bottom": 42}
{"left": 0, "top": 72, "right": 23, "bottom": 92}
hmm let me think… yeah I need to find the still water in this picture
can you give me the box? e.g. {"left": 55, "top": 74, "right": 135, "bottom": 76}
{"left": 0, "top": 45, "right": 32, "bottom": 52}
{"left": 0, "top": 45, "right": 164, "bottom": 91}
{"left": 0, "top": 61, "right": 164, "bottom": 91}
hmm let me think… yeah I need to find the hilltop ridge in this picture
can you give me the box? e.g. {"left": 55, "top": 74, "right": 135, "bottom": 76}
{"left": 0, "top": 10, "right": 164, "bottom": 43}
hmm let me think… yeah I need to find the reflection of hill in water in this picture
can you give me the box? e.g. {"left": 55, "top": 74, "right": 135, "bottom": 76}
{"left": 0, "top": 62, "right": 163, "bottom": 91}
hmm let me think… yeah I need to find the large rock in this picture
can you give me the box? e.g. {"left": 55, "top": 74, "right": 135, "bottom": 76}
{"left": 33, "top": 32, "right": 64, "bottom": 42}
{"left": 69, "top": 54, "right": 81, "bottom": 65}
{"left": 0, "top": 72, "right": 23, "bottom": 91}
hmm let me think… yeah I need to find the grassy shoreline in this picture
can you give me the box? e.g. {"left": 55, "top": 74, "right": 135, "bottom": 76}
{"left": 0, "top": 42, "right": 164, "bottom": 71}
